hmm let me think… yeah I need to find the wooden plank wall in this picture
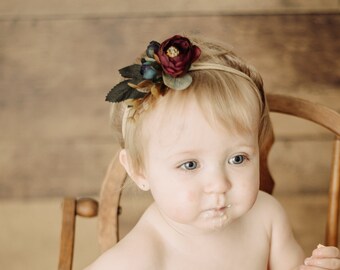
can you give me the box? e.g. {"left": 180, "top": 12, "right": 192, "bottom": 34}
{"left": 0, "top": 1, "right": 339, "bottom": 199}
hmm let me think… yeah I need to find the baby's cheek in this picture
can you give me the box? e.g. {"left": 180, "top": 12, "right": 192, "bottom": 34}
{"left": 185, "top": 190, "right": 198, "bottom": 203}
{"left": 170, "top": 190, "right": 199, "bottom": 221}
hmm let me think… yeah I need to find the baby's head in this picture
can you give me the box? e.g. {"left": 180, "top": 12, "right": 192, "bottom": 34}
{"left": 108, "top": 35, "right": 272, "bottom": 175}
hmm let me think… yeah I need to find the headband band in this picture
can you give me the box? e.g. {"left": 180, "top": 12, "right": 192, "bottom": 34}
{"left": 190, "top": 62, "right": 255, "bottom": 85}
{"left": 190, "top": 62, "right": 263, "bottom": 106}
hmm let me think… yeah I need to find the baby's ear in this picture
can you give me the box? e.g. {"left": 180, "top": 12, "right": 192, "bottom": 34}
{"left": 119, "top": 149, "right": 150, "bottom": 191}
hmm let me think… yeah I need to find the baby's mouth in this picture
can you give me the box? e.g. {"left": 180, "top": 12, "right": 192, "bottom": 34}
{"left": 212, "top": 203, "right": 232, "bottom": 211}
{"left": 203, "top": 204, "right": 231, "bottom": 218}
{"left": 216, "top": 206, "right": 226, "bottom": 213}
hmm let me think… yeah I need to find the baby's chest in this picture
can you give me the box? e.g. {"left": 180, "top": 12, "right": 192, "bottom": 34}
{"left": 162, "top": 230, "right": 270, "bottom": 270}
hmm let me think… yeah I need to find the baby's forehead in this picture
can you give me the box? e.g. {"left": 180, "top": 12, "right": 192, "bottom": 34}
{"left": 141, "top": 94, "right": 259, "bottom": 148}
{"left": 143, "top": 113, "right": 259, "bottom": 163}
{"left": 142, "top": 93, "right": 203, "bottom": 133}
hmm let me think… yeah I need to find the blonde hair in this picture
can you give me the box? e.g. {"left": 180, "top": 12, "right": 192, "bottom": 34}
{"left": 110, "top": 37, "right": 272, "bottom": 172}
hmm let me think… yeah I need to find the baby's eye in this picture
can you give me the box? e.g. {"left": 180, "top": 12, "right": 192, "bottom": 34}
{"left": 180, "top": 161, "right": 198, "bottom": 170}
{"left": 228, "top": 155, "right": 247, "bottom": 165}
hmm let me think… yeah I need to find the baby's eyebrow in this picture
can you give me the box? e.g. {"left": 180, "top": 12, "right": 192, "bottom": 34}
{"left": 166, "top": 150, "right": 198, "bottom": 160}
{"left": 233, "top": 144, "right": 257, "bottom": 150}
{"left": 166, "top": 144, "right": 257, "bottom": 159}
{"left": 230, "top": 144, "right": 258, "bottom": 153}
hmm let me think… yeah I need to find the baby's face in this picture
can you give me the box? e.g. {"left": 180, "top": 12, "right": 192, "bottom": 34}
{"left": 142, "top": 95, "right": 260, "bottom": 233}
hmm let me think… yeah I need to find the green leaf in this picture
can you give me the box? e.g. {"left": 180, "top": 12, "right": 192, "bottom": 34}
{"left": 105, "top": 80, "right": 147, "bottom": 103}
{"left": 119, "top": 64, "right": 143, "bottom": 80}
{"left": 163, "top": 73, "right": 193, "bottom": 91}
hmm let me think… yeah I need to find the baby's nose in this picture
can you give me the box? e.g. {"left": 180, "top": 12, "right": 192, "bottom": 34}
{"left": 204, "top": 168, "right": 231, "bottom": 194}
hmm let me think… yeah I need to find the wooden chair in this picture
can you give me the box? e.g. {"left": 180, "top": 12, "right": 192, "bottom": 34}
{"left": 58, "top": 94, "right": 340, "bottom": 270}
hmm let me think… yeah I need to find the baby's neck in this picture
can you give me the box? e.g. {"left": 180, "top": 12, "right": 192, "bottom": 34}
{"left": 127, "top": 198, "right": 271, "bottom": 270}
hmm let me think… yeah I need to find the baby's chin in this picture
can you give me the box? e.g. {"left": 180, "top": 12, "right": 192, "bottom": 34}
{"left": 204, "top": 212, "right": 232, "bottom": 231}
{"left": 191, "top": 210, "right": 233, "bottom": 233}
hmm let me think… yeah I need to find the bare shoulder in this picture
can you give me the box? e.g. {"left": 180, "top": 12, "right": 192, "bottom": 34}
{"left": 85, "top": 209, "right": 163, "bottom": 270}
{"left": 255, "top": 190, "right": 283, "bottom": 210}
{"left": 252, "top": 191, "right": 286, "bottom": 221}
{"left": 249, "top": 191, "right": 293, "bottom": 235}
{"left": 85, "top": 231, "right": 162, "bottom": 270}
{"left": 253, "top": 191, "right": 305, "bottom": 269}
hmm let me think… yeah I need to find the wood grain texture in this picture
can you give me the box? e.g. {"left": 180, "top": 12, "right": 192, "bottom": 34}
{"left": 326, "top": 138, "right": 340, "bottom": 246}
{"left": 76, "top": 198, "right": 98, "bottom": 218}
{"left": 98, "top": 151, "right": 127, "bottom": 253}
{"left": 1, "top": 15, "right": 339, "bottom": 198}
{"left": 267, "top": 94, "right": 340, "bottom": 135}
{"left": 58, "top": 198, "right": 76, "bottom": 270}
{"left": 267, "top": 94, "right": 340, "bottom": 246}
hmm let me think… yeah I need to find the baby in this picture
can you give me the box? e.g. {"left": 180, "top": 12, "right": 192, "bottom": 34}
{"left": 86, "top": 35, "right": 340, "bottom": 270}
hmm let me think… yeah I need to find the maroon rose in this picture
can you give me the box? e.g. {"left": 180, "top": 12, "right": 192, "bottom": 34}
{"left": 156, "top": 35, "right": 201, "bottom": 78}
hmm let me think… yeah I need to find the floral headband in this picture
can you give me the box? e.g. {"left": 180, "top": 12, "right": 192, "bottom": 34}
{"left": 105, "top": 35, "right": 202, "bottom": 106}
{"left": 106, "top": 35, "right": 263, "bottom": 138}
{"left": 106, "top": 35, "right": 259, "bottom": 108}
